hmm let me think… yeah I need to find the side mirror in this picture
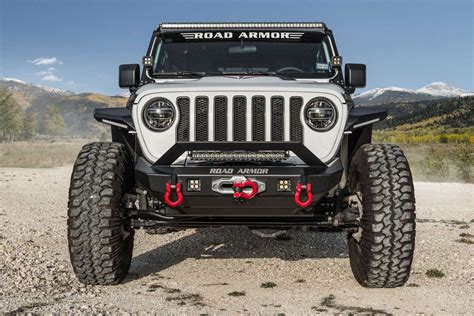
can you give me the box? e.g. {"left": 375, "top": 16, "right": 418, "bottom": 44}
{"left": 345, "top": 63, "right": 366, "bottom": 88}
{"left": 119, "top": 64, "right": 140, "bottom": 89}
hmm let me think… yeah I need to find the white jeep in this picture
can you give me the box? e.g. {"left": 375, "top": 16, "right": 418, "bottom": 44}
{"left": 67, "top": 22, "right": 416, "bottom": 287}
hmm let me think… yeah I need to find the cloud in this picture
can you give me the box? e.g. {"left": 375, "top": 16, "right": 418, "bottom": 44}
{"left": 28, "top": 57, "right": 63, "bottom": 66}
{"left": 41, "top": 74, "right": 62, "bottom": 82}
{"left": 36, "top": 67, "right": 56, "bottom": 76}
{"left": 30, "top": 59, "right": 64, "bottom": 82}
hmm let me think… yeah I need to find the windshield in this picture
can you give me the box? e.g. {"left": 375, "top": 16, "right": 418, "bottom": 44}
{"left": 151, "top": 31, "right": 335, "bottom": 79}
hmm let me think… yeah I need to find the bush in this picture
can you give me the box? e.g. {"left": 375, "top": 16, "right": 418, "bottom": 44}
{"left": 425, "top": 269, "right": 445, "bottom": 278}
{"left": 420, "top": 147, "right": 450, "bottom": 180}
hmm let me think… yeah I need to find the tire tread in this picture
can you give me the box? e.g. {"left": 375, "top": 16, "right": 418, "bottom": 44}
{"left": 67, "top": 142, "right": 134, "bottom": 285}
{"left": 349, "top": 144, "right": 416, "bottom": 288}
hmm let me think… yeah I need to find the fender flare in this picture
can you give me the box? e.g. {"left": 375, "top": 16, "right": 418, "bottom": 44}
{"left": 344, "top": 107, "right": 387, "bottom": 132}
{"left": 93, "top": 107, "right": 135, "bottom": 131}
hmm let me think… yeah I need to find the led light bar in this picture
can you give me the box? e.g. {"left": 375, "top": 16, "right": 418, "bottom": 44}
{"left": 190, "top": 151, "right": 289, "bottom": 162}
{"left": 160, "top": 22, "right": 325, "bottom": 30}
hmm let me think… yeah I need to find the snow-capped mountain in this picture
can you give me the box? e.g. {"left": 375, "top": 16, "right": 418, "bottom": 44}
{"left": 1, "top": 77, "right": 74, "bottom": 95}
{"left": 415, "top": 82, "right": 472, "bottom": 97}
{"left": 354, "top": 82, "right": 473, "bottom": 105}
{"left": 1, "top": 77, "right": 28, "bottom": 85}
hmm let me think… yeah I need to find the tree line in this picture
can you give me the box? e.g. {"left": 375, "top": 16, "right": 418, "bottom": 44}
{"left": 0, "top": 88, "right": 65, "bottom": 142}
{"left": 373, "top": 96, "right": 474, "bottom": 130}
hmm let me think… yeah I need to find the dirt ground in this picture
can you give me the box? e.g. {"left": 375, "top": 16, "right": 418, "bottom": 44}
{"left": 0, "top": 166, "right": 473, "bottom": 314}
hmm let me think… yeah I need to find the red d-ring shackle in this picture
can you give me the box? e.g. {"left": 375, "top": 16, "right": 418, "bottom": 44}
{"left": 294, "top": 182, "right": 313, "bottom": 208}
{"left": 164, "top": 182, "right": 183, "bottom": 207}
{"left": 233, "top": 180, "right": 258, "bottom": 200}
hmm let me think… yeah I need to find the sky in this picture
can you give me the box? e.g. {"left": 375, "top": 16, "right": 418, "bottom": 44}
{"left": 0, "top": 0, "right": 472, "bottom": 95}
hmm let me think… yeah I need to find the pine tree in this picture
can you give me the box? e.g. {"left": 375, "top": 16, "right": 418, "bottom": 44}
{"left": 22, "top": 112, "right": 37, "bottom": 140}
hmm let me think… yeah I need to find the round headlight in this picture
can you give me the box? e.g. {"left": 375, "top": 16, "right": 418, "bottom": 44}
{"left": 305, "top": 98, "right": 337, "bottom": 131}
{"left": 143, "top": 98, "right": 175, "bottom": 131}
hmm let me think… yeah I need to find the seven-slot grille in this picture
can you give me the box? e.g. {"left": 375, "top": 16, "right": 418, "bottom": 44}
{"left": 176, "top": 95, "right": 303, "bottom": 142}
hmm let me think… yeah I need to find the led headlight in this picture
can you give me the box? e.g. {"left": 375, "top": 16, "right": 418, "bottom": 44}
{"left": 143, "top": 98, "right": 175, "bottom": 131}
{"left": 305, "top": 98, "right": 337, "bottom": 131}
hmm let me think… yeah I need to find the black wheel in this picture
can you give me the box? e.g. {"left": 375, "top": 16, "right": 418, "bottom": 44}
{"left": 347, "top": 144, "right": 416, "bottom": 288}
{"left": 67, "top": 142, "right": 134, "bottom": 285}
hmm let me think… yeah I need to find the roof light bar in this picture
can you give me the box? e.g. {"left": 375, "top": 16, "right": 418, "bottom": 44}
{"left": 160, "top": 22, "right": 326, "bottom": 30}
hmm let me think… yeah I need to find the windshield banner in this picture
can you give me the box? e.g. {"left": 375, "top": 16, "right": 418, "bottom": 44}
{"left": 180, "top": 31, "right": 305, "bottom": 40}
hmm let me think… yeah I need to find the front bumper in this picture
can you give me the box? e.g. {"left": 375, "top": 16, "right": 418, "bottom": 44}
{"left": 135, "top": 157, "right": 342, "bottom": 217}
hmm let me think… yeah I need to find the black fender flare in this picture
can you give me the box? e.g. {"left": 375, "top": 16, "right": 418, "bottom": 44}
{"left": 344, "top": 107, "right": 387, "bottom": 160}
{"left": 93, "top": 107, "right": 135, "bottom": 131}
{"left": 344, "top": 107, "right": 387, "bottom": 132}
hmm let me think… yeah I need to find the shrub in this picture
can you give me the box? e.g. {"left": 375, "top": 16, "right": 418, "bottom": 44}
{"left": 425, "top": 269, "right": 445, "bottom": 278}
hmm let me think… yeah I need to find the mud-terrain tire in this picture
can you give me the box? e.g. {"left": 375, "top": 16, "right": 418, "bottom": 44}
{"left": 348, "top": 144, "right": 416, "bottom": 288}
{"left": 67, "top": 142, "right": 134, "bottom": 285}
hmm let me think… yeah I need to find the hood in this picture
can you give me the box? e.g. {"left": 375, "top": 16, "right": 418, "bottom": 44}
{"left": 135, "top": 76, "right": 345, "bottom": 102}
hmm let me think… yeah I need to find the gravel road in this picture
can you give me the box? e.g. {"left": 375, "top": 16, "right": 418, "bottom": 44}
{"left": 1, "top": 166, "right": 473, "bottom": 314}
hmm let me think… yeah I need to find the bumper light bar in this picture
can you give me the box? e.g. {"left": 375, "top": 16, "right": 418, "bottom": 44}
{"left": 160, "top": 22, "right": 325, "bottom": 30}
{"left": 190, "top": 151, "right": 289, "bottom": 162}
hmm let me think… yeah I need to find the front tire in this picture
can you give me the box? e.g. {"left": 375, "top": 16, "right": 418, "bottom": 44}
{"left": 67, "top": 142, "right": 134, "bottom": 285}
{"left": 348, "top": 144, "right": 416, "bottom": 288}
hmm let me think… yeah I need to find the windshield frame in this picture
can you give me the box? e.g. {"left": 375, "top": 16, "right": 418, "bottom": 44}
{"left": 146, "top": 30, "right": 339, "bottom": 80}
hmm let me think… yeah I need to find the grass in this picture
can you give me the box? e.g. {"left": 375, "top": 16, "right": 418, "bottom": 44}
{"left": 165, "top": 293, "right": 204, "bottom": 306}
{"left": 373, "top": 130, "right": 473, "bottom": 144}
{"left": 227, "top": 291, "right": 246, "bottom": 297}
{"left": 397, "top": 143, "right": 473, "bottom": 183}
{"left": 425, "top": 269, "right": 445, "bottom": 278}
{"left": 0, "top": 140, "right": 87, "bottom": 168}
{"left": 319, "top": 294, "right": 389, "bottom": 315}
{"left": 455, "top": 238, "right": 473, "bottom": 244}
{"left": 456, "top": 233, "right": 473, "bottom": 244}
{"left": 260, "top": 282, "right": 277, "bottom": 288}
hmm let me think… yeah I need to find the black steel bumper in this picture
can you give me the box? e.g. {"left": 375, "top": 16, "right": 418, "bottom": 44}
{"left": 135, "top": 158, "right": 342, "bottom": 218}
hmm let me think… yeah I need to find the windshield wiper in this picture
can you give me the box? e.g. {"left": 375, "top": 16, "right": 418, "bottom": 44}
{"left": 154, "top": 71, "right": 207, "bottom": 78}
{"left": 217, "top": 71, "right": 294, "bottom": 80}
{"left": 153, "top": 71, "right": 294, "bottom": 80}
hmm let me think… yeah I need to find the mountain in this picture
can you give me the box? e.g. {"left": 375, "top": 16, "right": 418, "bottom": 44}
{"left": 416, "top": 82, "right": 472, "bottom": 97}
{"left": 0, "top": 78, "right": 127, "bottom": 138}
{"left": 1, "top": 77, "right": 74, "bottom": 96}
{"left": 367, "top": 96, "right": 473, "bottom": 143}
{"left": 371, "top": 97, "right": 473, "bottom": 131}
{"left": 354, "top": 82, "right": 473, "bottom": 105}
